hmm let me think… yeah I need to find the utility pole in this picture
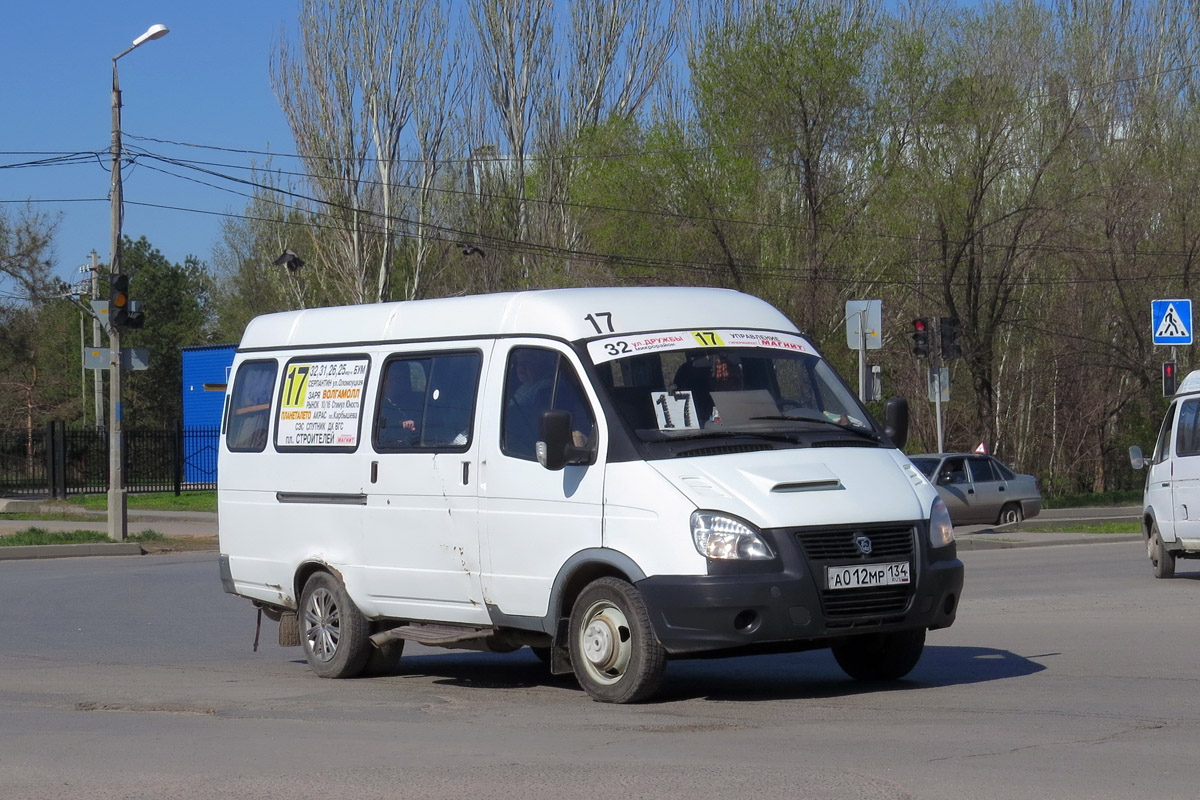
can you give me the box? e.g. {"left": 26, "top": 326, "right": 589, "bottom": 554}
{"left": 109, "top": 49, "right": 127, "bottom": 542}
{"left": 90, "top": 250, "right": 103, "bottom": 428}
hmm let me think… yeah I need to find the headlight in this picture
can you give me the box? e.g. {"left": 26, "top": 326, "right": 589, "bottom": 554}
{"left": 691, "top": 511, "right": 774, "bottom": 560}
{"left": 929, "top": 497, "right": 955, "bottom": 548}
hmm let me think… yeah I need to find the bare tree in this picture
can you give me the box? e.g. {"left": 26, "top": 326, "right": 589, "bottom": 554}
{"left": 544, "top": 0, "right": 681, "bottom": 260}
{"left": 272, "top": 0, "right": 432, "bottom": 304}
{"left": 467, "top": 0, "right": 553, "bottom": 276}
{"left": 402, "top": 1, "right": 466, "bottom": 300}
{"left": 0, "top": 206, "right": 60, "bottom": 304}
{"left": 567, "top": 0, "right": 681, "bottom": 131}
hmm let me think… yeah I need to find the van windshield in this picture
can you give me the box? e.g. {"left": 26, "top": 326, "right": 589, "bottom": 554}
{"left": 586, "top": 329, "right": 882, "bottom": 446}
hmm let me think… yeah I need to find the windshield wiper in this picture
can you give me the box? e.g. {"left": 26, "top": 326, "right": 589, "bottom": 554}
{"left": 656, "top": 429, "right": 802, "bottom": 445}
{"left": 750, "top": 416, "right": 882, "bottom": 442}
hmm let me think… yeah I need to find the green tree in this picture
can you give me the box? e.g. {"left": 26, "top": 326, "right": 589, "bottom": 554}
{"left": 114, "top": 236, "right": 213, "bottom": 427}
{"left": 0, "top": 206, "right": 76, "bottom": 434}
{"left": 0, "top": 301, "right": 82, "bottom": 431}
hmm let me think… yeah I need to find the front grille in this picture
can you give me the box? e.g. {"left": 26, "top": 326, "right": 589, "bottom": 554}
{"left": 793, "top": 524, "right": 917, "bottom": 621}
{"left": 796, "top": 526, "right": 915, "bottom": 560}
{"left": 821, "top": 586, "right": 911, "bottom": 618}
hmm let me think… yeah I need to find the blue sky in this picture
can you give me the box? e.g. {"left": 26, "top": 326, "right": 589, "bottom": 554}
{"left": 2, "top": 1, "right": 299, "bottom": 289}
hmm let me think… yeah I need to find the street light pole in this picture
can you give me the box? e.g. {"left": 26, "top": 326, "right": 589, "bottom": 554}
{"left": 108, "top": 23, "right": 168, "bottom": 543}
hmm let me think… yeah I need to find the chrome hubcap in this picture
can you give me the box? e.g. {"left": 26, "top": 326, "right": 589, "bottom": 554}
{"left": 303, "top": 587, "right": 340, "bottom": 662}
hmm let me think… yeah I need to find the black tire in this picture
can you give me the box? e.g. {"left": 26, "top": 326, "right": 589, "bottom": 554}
{"left": 997, "top": 503, "right": 1023, "bottom": 526}
{"left": 832, "top": 628, "right": 926, "bottom": 682}
{"left": 299, "top": 571, "right": 371, "bottom": 678}
{"left": 1148, "top": 522, "right": 1176, "bottom": 579}
{"left": 568, "top": 577, "right": 667, "bottom": 703}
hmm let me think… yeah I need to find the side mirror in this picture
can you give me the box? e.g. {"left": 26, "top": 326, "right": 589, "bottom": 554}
{"left": 536, "top": 410, "right": 594, "bottom": 470}
{"left": 1129, "top": 445, "right": 1144, "bottom": 470}
{"left": 883, "top": 396, "right": 909, "bottom": 450}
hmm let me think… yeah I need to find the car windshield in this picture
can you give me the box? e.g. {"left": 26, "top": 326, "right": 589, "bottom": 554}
{"left": 909, "top": 458, "right": 939, "bottom": 478}
{"left": 585, "top": 329, "right": 880, "bottom": 446}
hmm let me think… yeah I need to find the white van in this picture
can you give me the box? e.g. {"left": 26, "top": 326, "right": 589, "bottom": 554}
{"left": 1130, "top": 368, "right": 1200, "bottom": 577}
{"left": 218, "top": 287, "right": 963, "bottom": 703}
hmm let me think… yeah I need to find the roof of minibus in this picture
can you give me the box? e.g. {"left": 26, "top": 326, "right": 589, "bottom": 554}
{"left": 1177, "top": 369, "right": 1200, "bottom": 396}
{"left": 237, "top": 287, "right": 800, "bottom": 350}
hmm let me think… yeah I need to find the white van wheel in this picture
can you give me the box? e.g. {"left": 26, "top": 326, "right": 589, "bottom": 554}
{"left": 832, "top": 628, "right": 926, "bottom": 682}
{"left": 568, "top": 578, "right": 666, "bottom": 703}
{"left": 300, "top": 572, "right": 371, "bottom": 678}
{"left": 1148, "top": 523, "right": 1176, "bottom": 579}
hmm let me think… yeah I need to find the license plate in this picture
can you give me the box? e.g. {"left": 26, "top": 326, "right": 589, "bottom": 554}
{"left": 826, "top": 561, "right": 910, "bottom": 590}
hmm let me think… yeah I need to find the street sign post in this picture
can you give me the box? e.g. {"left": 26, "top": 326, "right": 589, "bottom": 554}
{"left": 1152, "top": 299, "right": 1193, "bottom": 346}
{"left": 846, "top": 299, "right": 882, "bottom": 402}
{"left": 928, "top": 366, "right": 949, "bottom": 453}
{"left": 845, "top": 300, "right": 882, "bottom": 350}
{"left": 927, "top": 366, "right": 950, "bottom": 402}
{"left": 82, "top": 347, "right": 149, "bottom": 371}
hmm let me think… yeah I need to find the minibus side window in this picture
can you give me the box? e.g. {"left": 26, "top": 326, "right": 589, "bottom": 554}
{"left": 1176, "top": 399, "right": 1200, "bottom": 458}
{"left": 375, "top": 352, "right": 481, "bottom": 451}
{"left": 1153, "top": 403, "right": 1177, "bottom": 463}
{"left": 226, "top": 361, "right": 277, "bottom": 452}
{"left": 502, "top": 348, "right": 596, "bottom": 461}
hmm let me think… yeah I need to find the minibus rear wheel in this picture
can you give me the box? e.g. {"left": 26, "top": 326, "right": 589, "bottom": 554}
{"left": 299, "top": 571, "right": 371, "bottom": 678}
{"left": 832, "top": 628, "right": 926, "bottom": 682}
{"left": 568, "top": 577, "right": 667, "bottom": 703}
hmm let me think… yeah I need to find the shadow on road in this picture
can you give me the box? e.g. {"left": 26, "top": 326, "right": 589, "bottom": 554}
{"left": 357, "top": 644, "right": 1046, "bottom": 703}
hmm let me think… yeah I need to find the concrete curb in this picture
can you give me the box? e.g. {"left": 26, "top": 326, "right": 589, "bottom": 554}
{"left": 0, "top": 542, "right": 144, "bottom": 561}
{"left": 956, "top": 533, "right": 1142, "bottom": 550}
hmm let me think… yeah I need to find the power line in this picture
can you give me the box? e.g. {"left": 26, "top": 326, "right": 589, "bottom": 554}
{"left": 128, "top": 145, "right": 1200, "bottom": 263}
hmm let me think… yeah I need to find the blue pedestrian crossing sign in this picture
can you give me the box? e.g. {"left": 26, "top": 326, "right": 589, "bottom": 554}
{"left": 1152, "top": 299, "right": 1193, "bottom": 345}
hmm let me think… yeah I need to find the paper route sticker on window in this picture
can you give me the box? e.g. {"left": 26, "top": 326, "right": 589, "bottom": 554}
{"left": 587, "top": 329, "right": 817, "bottom": 364}
{"left": 276, "top": 357, "right": 370, "bottom": 449}
{"left": 652, "top": 391, "right": 701, "bottom": 431}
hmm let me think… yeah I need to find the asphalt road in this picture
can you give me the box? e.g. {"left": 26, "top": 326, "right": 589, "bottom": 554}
{"left": 0, "top": 540, "right": 1197, "bottom": 799}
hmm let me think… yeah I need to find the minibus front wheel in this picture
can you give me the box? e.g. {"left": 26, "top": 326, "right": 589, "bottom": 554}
{"left": 1148, "top": 521, "right": 1176, "bottom": 579}
{"left": 568, "top": 577, "right": 667, "bottom": 703}
{"left": 300, "top": 571, "right": 371, "bottom": 679}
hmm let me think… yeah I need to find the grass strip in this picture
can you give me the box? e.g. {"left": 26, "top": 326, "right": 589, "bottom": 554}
{"left": 62, "top": 492, "right": 216, "bottom": 513}
{"left": 0, "top": 527, "right": 167, "bottom": 546}
{"left": 1018, "top": 522, "right": 1140, "bottom": 535}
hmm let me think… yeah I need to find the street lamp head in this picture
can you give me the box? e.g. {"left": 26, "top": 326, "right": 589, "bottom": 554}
{"left": 132, "top": 24, "right": 169, "bottom": 47}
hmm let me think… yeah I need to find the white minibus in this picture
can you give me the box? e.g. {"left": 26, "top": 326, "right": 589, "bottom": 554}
{"left": 218, "top": 287, "right": 963, "bottom": 702}
{"left": 1130, "top": 368, "right": 1200, "bottom": 577}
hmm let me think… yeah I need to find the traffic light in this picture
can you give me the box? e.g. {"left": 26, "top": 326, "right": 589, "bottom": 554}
{"left": 1163, "top": 361, "right": 1178, "bottom": 396}
{"left": 940, "top": 317, "right": 962, "bottom": 359}
{"left": 911, "top": 318, "right": 931, "bottom": 358}
{"left": 108, "top": 274, "right": 145, "bottom": 329}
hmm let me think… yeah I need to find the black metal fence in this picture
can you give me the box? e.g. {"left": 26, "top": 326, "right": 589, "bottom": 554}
{"left": 0, "top": 422, "right": 219, "bottom": 498}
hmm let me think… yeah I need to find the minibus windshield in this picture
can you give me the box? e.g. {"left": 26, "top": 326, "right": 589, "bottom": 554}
{"left": 586, "top": 329, "right": 880, "bottom": 444}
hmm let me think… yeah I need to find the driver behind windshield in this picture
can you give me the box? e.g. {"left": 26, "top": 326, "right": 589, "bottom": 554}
{"left": 673, "top": 354, "right": 744, "bottom": 423}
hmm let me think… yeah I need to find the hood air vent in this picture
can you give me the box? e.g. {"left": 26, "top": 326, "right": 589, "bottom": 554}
{"left": 772, "top": 479, "right": 843, "bottom": 493}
